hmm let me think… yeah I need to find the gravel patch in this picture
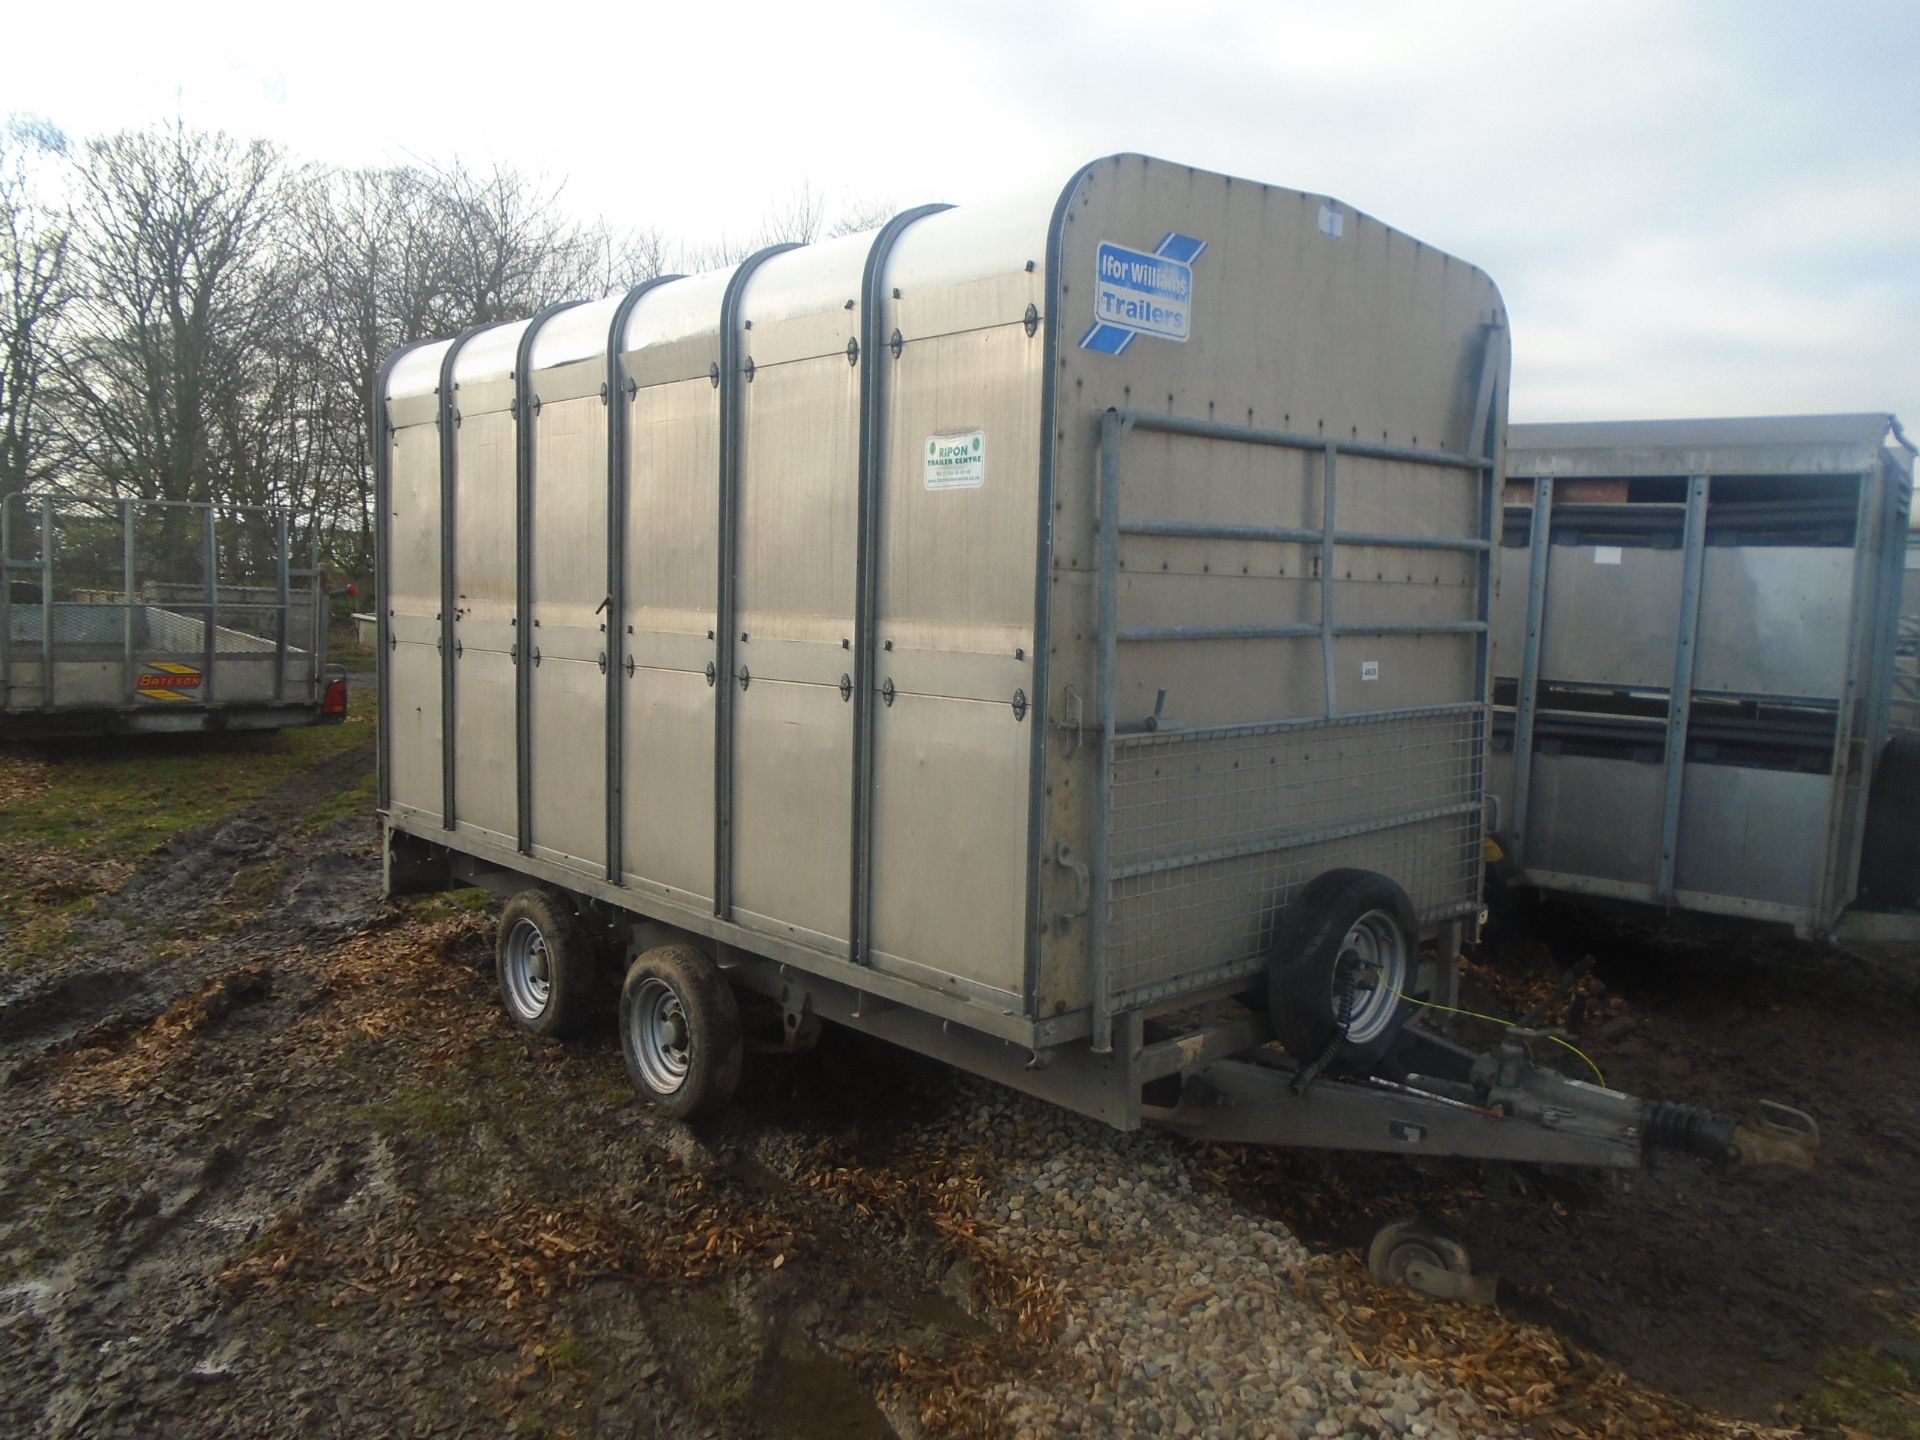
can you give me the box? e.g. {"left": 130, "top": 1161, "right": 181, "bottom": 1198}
{"left": 844, "top": 1078, "right": 1513, "bottom": 1440}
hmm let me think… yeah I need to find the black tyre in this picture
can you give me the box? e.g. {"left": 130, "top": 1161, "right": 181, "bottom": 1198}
{"left": 495, "top": 889, "right": 598, "bottom": 1040}
{"left": 619, "top": 944, "right": 743, "bottom": 1121}
{"left": 1858, "top": 734, "right": 1920, "bottom": 907}
{"left": 1268, "top": 868, "right": 1417, "bottom": 1071}
{"left": 1366, "top": 1215, "right": 1473, "bottom": 1290}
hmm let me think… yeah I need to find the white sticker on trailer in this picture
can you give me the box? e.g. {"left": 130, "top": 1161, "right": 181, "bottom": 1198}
{"left": 1593, "top": 545, "right": 1623, "bottom": 565}
{"left": 925, "top": 431, "right": 986, "bottom": 490}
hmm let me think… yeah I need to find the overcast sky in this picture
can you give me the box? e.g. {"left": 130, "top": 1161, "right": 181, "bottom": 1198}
{"left": 11, "top": 0, "right": 1917, "bottom": 427}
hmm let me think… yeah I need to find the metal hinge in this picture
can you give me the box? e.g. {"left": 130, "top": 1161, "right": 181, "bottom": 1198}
{"left": 1052, "top": 841, "right": 1090, "bottom": 935}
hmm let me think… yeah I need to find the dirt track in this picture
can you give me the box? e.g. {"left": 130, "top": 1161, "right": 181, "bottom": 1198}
{"left": 1, "top": 732, "right": 1916, "bottom": 1438}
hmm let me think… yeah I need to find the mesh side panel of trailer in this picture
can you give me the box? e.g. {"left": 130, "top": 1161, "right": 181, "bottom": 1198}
{"left": 1104, "top": 705, "right": 1482, "bottom": 1007}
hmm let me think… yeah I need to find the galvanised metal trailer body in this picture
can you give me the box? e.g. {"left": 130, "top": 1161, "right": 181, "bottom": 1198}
{"left": 379, "top": 156, "right": 1812, "bottom": 1196}
{"left": 0, "top": 495, "right": 345, "bottom": 739}
{"left": 1489, "top": 415, "right": 1918, "bottom": 940}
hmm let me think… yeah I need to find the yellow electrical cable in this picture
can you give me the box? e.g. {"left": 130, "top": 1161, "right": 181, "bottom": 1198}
{"left": 1394, "top": 991, "right": 1608, "bottom": 1088}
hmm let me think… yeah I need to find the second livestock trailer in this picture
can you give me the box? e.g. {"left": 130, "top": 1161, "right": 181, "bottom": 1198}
{"left": 0, "top": 494, "right": 348, "bottom": 739}
{"left": 1488, "top": 415, "right": 1918, "bottom": 940}
{"left": 377, "top": 156, "right": 1811, "bottom": 1236}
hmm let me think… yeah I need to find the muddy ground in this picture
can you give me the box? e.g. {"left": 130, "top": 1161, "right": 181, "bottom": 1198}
{"left": 1, "top": 721, "right": 1916, "bottom": 1438}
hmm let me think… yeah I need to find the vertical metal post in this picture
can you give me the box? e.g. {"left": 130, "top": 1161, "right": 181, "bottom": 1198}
{"left": 272, "top": 509, "right": 289, "bottom": 702}
{"left": 202, "top": 507, "right": 219, "bottom": 705}
{"left": 40, "top": 497, "right": 54, "bottom": 710}
{"left": 439, "top": 330, "right": 484, "bottom": 833}
{"left": 1319, "top": 444, "right": 1339, "bottom": 719}
{"left": 1090, "top": 410, "right": 1128, "bottom": 1055}
{"left": 714, "top": 244, "right": 797, "bottom": 921}
{"left": 0, "top": 496, "right": 13, "bottom": 712}
{"left": 513, "top": 301, "right": 584, "bottom": 860}
{"left": 122, "top": 501, "right": 137, "bottom": 704}
{"left": 1507, "top": 475, "right": 1554, "bottom": 870}
{"left": 1655, "top": 475, "right": 1710, "bottom": 903}
{"left": 1467, "top": 326, "right": 1504, "bottom": 887}
{"left": 373, "top": 340, "right": 427, "bottom": 816}
{"left": 309, "top": 532, "right": 324, "bottom": 694}
{"left": 1814, "top": 463, "right": 1893, "bottom": 924}
{"left": 602, "top": 282, "right": 678, "bottom": 885}
{"left": 850, "top": 207, "right": 947, "bottom": 967}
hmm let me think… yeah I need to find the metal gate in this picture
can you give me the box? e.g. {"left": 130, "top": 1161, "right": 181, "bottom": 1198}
{"left": 1088, "top": 402, "right": 1499, "bottom": 1049}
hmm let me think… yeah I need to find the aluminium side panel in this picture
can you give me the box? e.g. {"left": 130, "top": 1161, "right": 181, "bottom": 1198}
{"left": 728, "top": 237, "right": 872, "bottom": 954}
{"left": 865, "top": 196, "right": 1052, "bottom": 1003}
{"left": 450, "top": 321, "right": 531, "bottom": 850}
{"left": 618, "top": 271, "right": 730, "bottom": 910}
{"left": 528, "top": 297, "right": 623, "bottom": 874}
{"left": 1039, "top": 156, "right": 1505, "bottom": 1018}
{"left": 385, "top": 341, "right": 453, "bottom": 827}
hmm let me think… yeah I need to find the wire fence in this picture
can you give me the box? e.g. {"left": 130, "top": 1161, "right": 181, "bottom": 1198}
{"left": 1103, "top": 704, "right": 1483, "bottom": 1008}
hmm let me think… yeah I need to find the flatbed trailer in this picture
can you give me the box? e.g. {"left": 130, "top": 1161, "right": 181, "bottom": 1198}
{"left": 0, "top": 494, "right": 346, "bottom": 739}
{"left": 377, "top": 156, "right": 1812, "bottom": 1287}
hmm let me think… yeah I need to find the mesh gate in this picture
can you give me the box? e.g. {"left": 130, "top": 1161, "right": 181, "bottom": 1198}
{"left": 1086, "top": 377, "right": 1501, "bottom": 1049}
{"left": 1104, "top": 705, "right": 1484, "bottom": 1009}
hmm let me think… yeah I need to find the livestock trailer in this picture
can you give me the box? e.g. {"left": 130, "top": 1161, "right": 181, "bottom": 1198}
{"left": 377, "top": 156, "right": 1812, "bottom": 1242}
{"left": 1488, "top": 414, "right": 1919, "bottom": 940}
{"left": 0, "top": 494, "right": 347, "bottom": 738}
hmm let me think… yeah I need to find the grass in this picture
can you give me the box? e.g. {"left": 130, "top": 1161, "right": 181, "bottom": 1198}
{"left": 401, "top": 888, "right": 495, "bottom": 922}
{"left": 542, "top": 1331, "right": 592, "bottom": 1375}
{"left": 1803, "top": 1333, "right": 1920, "bottom": 1438}
{"left": 0, "top": 689, "right": 378, "bottom": 965}
{"left": 352, "top": 1085, "right": 470, "bottom": 1139}
{"left": 0, "top": 693, "right": 376, "bottom": 864}
{"left": 299, "top": 767, "right": 378, "bottom": 835}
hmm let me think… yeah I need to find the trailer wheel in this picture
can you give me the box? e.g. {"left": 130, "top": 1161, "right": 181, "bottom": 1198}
{"left": 619, "top": 944, "right": 743, "bottom": 1121}
{"left": 1367, "top": 1215, "right": 1475, "bottom": 1293}
{"left": 1268, "top": 868, "right": 1416, "bottom": 1071}
{"left": 496, "top": 889, "right": 597, "bottom": 1039}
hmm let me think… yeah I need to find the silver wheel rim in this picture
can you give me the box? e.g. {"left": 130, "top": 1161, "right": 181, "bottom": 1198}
{"left": 1332, "top": 907, "right": 1409, "bottom": 1045}
{"left": 502, "top": 916, "right": 552, "bottom": 1020}
{"left": 629, "top": 976, "right": 691, "bottom": 1096}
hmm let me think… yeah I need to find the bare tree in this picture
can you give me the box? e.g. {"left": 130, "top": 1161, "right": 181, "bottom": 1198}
{"left": 0, "top": 115, "right": 72, "bottom": 502}
{"left": 677, "top": 181, "right": 898, "bottom": 270}
{"left": 288, "top": 165, "right": 454, "bottom": 573}
{"left": 60, "top": 121, "right": 289, "bottom": 510}
{"left": 826, "top": 195, "right": 897, "bottom": 239}
{"left": 419, "top": 160, "right": 609, "bottom": 325}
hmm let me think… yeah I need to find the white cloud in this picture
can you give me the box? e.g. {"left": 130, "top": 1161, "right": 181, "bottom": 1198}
{"left": 10, "top": 0, "right": 1917, "bottom": 425}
